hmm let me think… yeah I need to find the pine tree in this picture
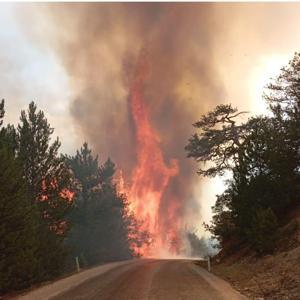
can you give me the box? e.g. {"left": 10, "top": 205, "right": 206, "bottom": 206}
{"left": 188, "top": 54, "right": 300, "bottom": 254}
{"left": 65, "top": 144, "right": 132, "bottom": 266}
{"left": 185, "top": 104, "right": 249, "bottom": 177}
{"left": 0, "top": 100, "right": 38, "bottom": 293}
{"left": 98, "top": 158, "right": 132, "bottom": 261}
{"left": 0, "top": 145, "right": 39, "bottom": 293}
{"left": 17, "top": 101, "right": 73, "bottom": 279}
{"left": 64, "top": 143, "right": 102, "bottom": 266}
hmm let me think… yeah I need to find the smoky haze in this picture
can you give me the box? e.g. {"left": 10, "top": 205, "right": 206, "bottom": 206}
{"left": 12, "top": 2, "right": 300, "bottom": 256}
{"left": 30, "top": 3, "right": 225, "bottom": 254}
{"left": 39, "top": 3, "right": 225, "bottom": 170}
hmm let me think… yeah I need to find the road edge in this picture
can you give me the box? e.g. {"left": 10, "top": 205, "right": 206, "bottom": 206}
{"left": 15, "top": 260, "right": 137, "bottom": 300}
{"left": 191, "top": 262, "right": 248, "bottom": 300}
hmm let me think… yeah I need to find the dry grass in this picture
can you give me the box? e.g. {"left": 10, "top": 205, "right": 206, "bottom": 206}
{"left": 210, "top": 217, "right": 300, "bottom": 300}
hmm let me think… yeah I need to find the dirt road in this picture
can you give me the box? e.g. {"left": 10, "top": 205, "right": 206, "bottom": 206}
{"left": 49, "top": 259, "right": 247, "bottom": 300}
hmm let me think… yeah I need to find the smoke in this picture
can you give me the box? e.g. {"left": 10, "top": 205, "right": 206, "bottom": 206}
{"left": 31, "top": 3, "right": 225, "bottom": 171}
{"left": 185, "top": 232, "right": 216, "bottom": 258}
{"left": 12, "top": 3, "right": 300, "bottom": 256}
{"left": 23, "top": 3, "right": 226, "bottom": 256}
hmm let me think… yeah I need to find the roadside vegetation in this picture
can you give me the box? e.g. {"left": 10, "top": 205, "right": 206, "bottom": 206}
{"left": 2, "top": 50, "right": 300, "bottom": 297}
{"left": 186, "top": 52, "right": 300, "bottom": 256}
{"left": 186, "top": 52, "right": 300, "bottom": 298}
{"left": 0, "top": 101, "right": 144, "bottom": 295}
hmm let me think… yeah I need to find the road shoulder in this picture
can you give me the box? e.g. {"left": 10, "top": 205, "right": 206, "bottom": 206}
{"left": 191, "top": 262, "right": 248, "bottom": 300}
{"left": 14, "top": 260, "right": 137, "bottom": 300}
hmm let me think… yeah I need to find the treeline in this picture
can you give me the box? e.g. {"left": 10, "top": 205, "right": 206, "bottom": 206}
{"left": 0, "top": 102, "right": 143, "bottom": 294}
{"left": 186, "top": 52, "right": 300, "bottom": 255}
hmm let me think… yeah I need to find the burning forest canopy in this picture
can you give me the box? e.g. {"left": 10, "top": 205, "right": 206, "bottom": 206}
{"left": 2, "top": 3, "right": 300, "bottom": 257}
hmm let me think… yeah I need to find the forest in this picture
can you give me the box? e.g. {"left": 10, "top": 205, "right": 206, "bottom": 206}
{"left": 186, "top": 52, "right": 300, "bottom": 256}
{"left": 2, "top": 51, "right": 300, "bottom": 294}
{"left": 0, "top": 101, "right": 146, "bottom": 293}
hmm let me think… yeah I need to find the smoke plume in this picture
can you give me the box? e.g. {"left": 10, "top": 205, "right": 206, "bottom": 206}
{"left": 24, "top": 3, "right": 225, "bottom": 256}
{"left": 14, "top": 3, "right": 300, "bottom": 256}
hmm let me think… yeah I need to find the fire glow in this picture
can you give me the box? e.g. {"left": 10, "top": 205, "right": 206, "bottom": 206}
{"left": 123, "top": 51, "right": 181, "bottom": 257}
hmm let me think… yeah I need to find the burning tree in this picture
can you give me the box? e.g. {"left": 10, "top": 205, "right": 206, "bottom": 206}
{"left": 124, "top": 50, "right": 181, "bottom": 257}
{"left": 65, "top": 143, "right": 135, "bottom": 266}
{"left": 16, "top": 102, "right": 75, "bottom": 279}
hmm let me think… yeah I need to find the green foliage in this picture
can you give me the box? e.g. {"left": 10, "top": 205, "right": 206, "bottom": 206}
{"left": 247, "top": 208, "right": 278, "bottom": 255}
{"left": 205, "top": 191, "right": 236, "bottom": 244}
{"left": 16, "top": 102, "right": 74, "bottom": 281}
{"left": 185, "top": 104, "right": 249, "bottom": 177}
{"left": 1, "top": 100, "right": 149, "bottom": 293}
{"left": 0, "top": 106, "right": 38, "bottom": 293}
{"left": 0, "top": 124, "right": 18, "bottom": 154}
{"left": 187, "top": 53, "right": 300, "bottom": 255}
{"left": 0, "top": 101, "right": 77, "bottom": 292}
{"left": 65, "top": 143, "right": 133, "bottom": 266}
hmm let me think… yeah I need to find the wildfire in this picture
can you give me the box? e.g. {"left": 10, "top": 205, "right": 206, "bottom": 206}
{"left": 122, "top": 50, "right": 181, "bottom": 257}
{"left": 41, "top": 178, "right": 75, "bottom": 203}
{"left": 40, "top": 178, "right": 75, "bottom": 235}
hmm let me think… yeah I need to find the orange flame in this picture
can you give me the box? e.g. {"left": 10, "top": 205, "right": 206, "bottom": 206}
{"left": 125, "top": 50, "right": 180, "bottom": 257}
{"left": 41, "top": 179, "right": 75, "bottom": 203}
{"left": 40, "top": 178, "right": 75, "bottom": 235}
{"left": 60, "top": 188, "right": 75, "bottom": 203}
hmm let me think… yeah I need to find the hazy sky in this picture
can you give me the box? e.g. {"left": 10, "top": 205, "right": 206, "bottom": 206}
{"left": 0, "top": 3, "right": 78, "bottom": 153}
{"left": 1, "top": 3, "right": 300, "bottom": 237}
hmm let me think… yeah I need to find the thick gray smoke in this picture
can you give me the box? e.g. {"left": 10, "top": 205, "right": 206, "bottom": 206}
{"left": 12, "top": 2, "right": 300, "bottom": 255}
{"left": 25, "top": 4, "right": 226, "bottom": 247}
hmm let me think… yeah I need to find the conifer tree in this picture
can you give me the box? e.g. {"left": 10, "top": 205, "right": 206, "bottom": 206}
{"left": 187, "top": 53, "right": 300, "bottom": 255}
{"left": 65, "top": 144, "right": 132, "bottom": 265}
{"left": 0, "top": 100, "right": 38, "bottom": 293}
{"left": 17, "top": 101, "right": 73, "bottom": 279}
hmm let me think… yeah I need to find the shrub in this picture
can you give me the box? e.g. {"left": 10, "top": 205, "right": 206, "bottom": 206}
{"left": 247, "top": 207, "right": 279, "bottom": 255}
